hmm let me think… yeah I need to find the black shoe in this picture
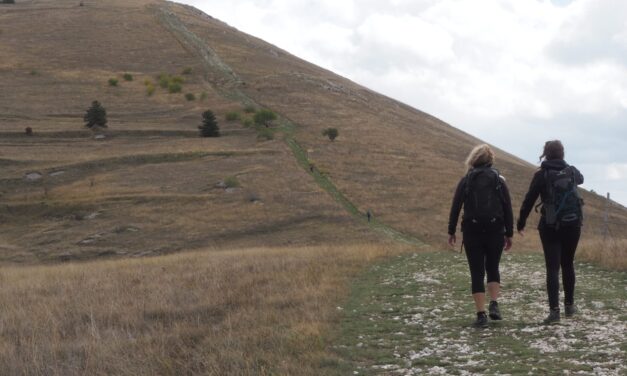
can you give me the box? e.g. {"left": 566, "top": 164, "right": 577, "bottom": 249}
{"left": 488, "top": 301, "right": 502, "bottom": 320}
{"left": 564, "top": 304, "right": 577, "bottom": 317}
{"left": 543, "top": 309, "right": 560, "bottom": 325}
{"left": 473, "top": 312, "right": 489, "bottom": 328}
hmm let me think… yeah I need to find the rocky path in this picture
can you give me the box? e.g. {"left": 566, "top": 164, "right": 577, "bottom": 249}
{"left": 333, "top": 251, "right": 626, "bottom": 375}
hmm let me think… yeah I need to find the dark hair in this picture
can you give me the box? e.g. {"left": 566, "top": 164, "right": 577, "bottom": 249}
{"left": 540, "top": 140, "right": 564, "bottom": 161}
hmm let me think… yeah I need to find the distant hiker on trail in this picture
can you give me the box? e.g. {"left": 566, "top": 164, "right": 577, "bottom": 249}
{"left": 517, "top": 140, "right": 584, "bottom": 325}
{"left": 366, "top": 210, "right": 372, "bottom": 223}
{"left": 448, "top": 144, "right": 514, "bottom": 328}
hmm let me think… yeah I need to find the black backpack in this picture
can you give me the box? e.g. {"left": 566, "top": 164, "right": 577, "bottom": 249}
{"left": 463, "top": 167, "right": 504, "bottom": 232}
{"left": 542, "top": 166, "right": 583, "bottom": 228}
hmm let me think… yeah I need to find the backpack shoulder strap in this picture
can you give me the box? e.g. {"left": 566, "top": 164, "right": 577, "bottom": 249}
{"left": 490, "top": 168, "right": 502, "bottom": 190}
{"left": 464, "top": 169, "right": 475, "bottom": 197}
{"left": 543, "top": 168, "right": 553, "bottom": 202}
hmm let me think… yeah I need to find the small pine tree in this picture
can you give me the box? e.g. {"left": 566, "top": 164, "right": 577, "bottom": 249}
{"left": 322, "top": 128, "right": 338, "bottom": 141}
{"left": 198, "top": 110, "right": 220, "bottom": 137}
{"left": 84, "top": 101, "right": 108, "bottom": 129}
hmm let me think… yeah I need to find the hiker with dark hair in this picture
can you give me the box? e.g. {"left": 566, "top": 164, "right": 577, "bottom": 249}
{"left": 517, "top": 140, "right": 584, "bottom": 324}
{"left": 448, "top": 144, "right": 514, "bottom": 328}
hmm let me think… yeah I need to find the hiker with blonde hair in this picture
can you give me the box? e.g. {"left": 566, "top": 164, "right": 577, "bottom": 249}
{"left": 448, "top": 144, "right": 514, "bottom": 328}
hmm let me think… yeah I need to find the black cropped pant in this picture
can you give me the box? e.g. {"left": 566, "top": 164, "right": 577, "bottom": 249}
{"left": 463, "top": 231, "right": 504, "bottom": 294}
{"left": 539, "top": 226, "right": 581, "bottom": 310}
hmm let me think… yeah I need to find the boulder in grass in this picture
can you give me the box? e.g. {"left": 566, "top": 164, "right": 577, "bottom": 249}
{"left": 25, "top": 172, "right": 43, "bottom": 181}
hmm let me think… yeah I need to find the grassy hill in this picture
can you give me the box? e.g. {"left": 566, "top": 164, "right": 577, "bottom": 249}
{"left": 1, "top": 0, "right": 625, "bottom": 264}
{"left": 1, "top": 1, "right": 625, "bottom": 374}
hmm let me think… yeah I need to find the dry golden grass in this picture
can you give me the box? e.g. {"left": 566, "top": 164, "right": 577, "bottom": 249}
{"left": 576, "top": 238, "right": 627, "bottom": 270}
{"left": 0, "top": 243, "right": 407, "bottom": 375}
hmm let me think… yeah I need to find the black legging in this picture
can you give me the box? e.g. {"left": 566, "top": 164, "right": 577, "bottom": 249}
{"left": 539, "top": 226, "right": 581, "bottom": 310}
{"left": 463, "top": 231, "right": 504, "bottom": 294}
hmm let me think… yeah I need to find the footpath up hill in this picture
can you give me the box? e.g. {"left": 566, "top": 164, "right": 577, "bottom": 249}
{"left": 0, "top": 0, "right": 626, "bottom": 263}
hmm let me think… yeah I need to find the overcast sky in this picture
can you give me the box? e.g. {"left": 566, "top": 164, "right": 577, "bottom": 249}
{"left": 176, "top": 0, "right": 627, "bottom": 206}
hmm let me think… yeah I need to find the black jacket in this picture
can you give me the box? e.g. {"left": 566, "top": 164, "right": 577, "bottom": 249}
{"left": 517, "top": 159, "right": 584, "bottom": 231}
{"left": 448, "top": 168, "right": 514, "bottom": 237}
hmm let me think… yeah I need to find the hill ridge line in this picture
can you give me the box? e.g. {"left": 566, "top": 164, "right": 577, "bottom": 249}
{"left": 155, "top": 3, "right": 426, "bottom": 248}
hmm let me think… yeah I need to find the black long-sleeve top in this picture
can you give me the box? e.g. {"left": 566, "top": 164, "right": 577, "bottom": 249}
{"left": 448, "top": 170, "right": 514, "bottom": 237}
{"left": 517, "top": 159, "right": 584, "bottom": 231}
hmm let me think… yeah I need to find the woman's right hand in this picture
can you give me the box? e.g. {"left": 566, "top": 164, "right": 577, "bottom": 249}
{"left": 448, "top": 234, "right": 456, "bottom": 247}
{"left": 518, "top": 229, "right": 525, "bottom": 236}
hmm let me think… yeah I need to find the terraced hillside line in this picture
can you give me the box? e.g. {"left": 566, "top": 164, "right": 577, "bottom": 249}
{"left": 155, "top": 4, "right": 425, "bottom": 247}
{"left": 332, "top": 251, "right": 627, "bottom": 375}
{"left": 0, "top": 149, "right": 277, "bottom": 190}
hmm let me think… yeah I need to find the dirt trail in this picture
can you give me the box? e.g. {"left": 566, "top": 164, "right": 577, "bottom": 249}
{"left": 332, "top": 251, "right": 626, "bottom": 375}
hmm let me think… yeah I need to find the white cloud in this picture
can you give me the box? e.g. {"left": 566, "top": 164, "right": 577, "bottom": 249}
{"left": 174, "top": 0, "right": 627, "bottom": 205}
{"left": 356, "top": 14, "right": 455, "bottom": 65}
{"left": 607, "top": 164, "right": 627, "bottom": 181}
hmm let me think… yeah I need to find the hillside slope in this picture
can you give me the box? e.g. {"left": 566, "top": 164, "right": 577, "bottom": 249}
{"left": 0, "top": 0, "right": 625, "bottom": 263}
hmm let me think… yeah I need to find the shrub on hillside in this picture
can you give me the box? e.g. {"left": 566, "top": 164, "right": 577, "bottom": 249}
{"left": 158, "top": 74, "right": 170, "bottom": 88}
{"left": 243, "top": 119, "right": 253, "bottom": 128}
{"left": 225, "top": 111, "right": 240, "bottom": 121}
{"left": 200, "top": 92, "right": 208, "bottom": 100}
{"left": 25, "top": 127, "right": 33, "bottom": 136}
{"left": 170, "top": 76, "right": 184, "bottom": 85}
{"left": 253, "top": 109, "right": 277, "bottom": 127}
{"left": 182, "top": 67, "right": 192, "bottom": 75}
{"left": 2, "top": 0, "right": 16, "bottom": 4}
{"left": 123, "top": 73, "right": 133, "bottom": 81}
{"left": 224, "top": 176, "right": 240, "bottom": 188}
{"left": 146, "top": 84, "right": 156, "bottom": 96}
{"left": 322, "top": 128, "right": 339, "bottom": 141}
{"left": 185, "top": 93, "right": 196, "bottom": 101}
{"left": 168, "top": 82, "right": 182, "bottom": 93}
{"left": 244, "top": 105, "right": 256, "bottom": 113}
{"left": 198, "top": 110, "right": 219, "bottom": 137}
{"left": 257, "top": 128, "right": 274, "bottom": 141}
{"left": 84, "top": 101, "right": 108, "bottom": 129}
{"left": 108, "top": 78, "right": 118, "bottom": 87}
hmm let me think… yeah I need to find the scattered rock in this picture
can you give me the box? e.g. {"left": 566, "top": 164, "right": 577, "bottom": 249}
{"left": 78, "top": 233, "right": 105, "bottom": 245}
{"left": 94, "top": 134, "right": 106, "bottom": 140}
{"left": 215, "top": 181, "right": 227, "bottom": 189}
{"left": 24, "top": 172, "right": 43, "bottom": 181}
{"left": 72, "top": 211, "right": 100, "bottom": 220}
{"left": 49, "top": 170, "right": 65, "bottom": 177}
{"left": 84, "top": 211, "right": 100, "bottom": 220}
{"left": 225, "top": 187, "right": 239, "bottom": 194}
{"left": 113, "top": 226, "right": 140, "bottom": 234}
